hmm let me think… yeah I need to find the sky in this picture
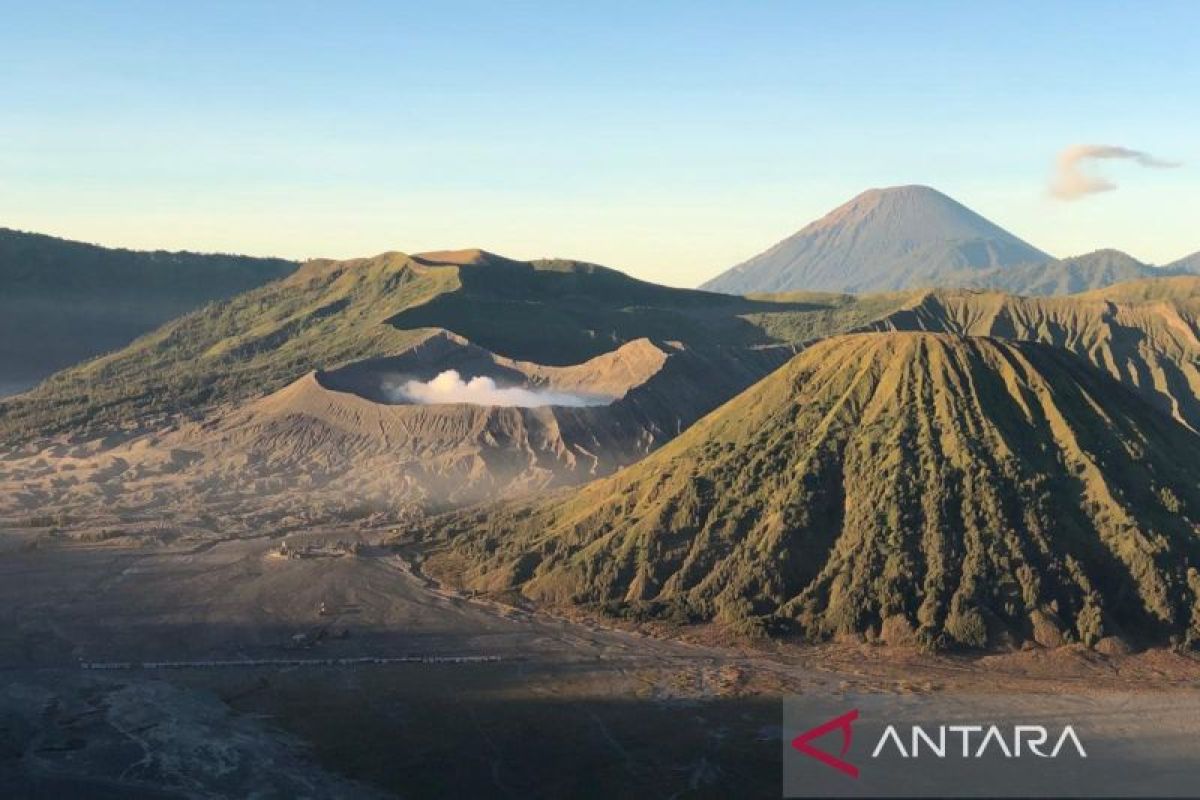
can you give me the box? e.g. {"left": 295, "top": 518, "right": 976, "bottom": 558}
{"left": 1, "top": 1, "right": 1197, "bottom": 287}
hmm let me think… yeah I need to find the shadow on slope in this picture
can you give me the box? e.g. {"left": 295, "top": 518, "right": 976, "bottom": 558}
{"left": 425, "top": 332, "right": 1200, "bottom": 652}
{"left": 387, "top": 250, "right": 843, "bottom": 364}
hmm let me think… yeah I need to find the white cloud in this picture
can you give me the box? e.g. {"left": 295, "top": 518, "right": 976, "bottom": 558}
{"left": 386, "top": 370, "right": 609, "bottom": 408}
{"left": 1050, "top": 144, "right": 1180, "bottom": 200}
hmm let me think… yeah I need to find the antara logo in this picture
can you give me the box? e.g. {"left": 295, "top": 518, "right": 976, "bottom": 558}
{"left": 871, "top": 723, "right": 1088, "bottom": 759}
{"left": 791, "top": 710, "right": 1087, "bottom": 779}
{"left": 791, "top": 709, "right": 860, "bottom": 778}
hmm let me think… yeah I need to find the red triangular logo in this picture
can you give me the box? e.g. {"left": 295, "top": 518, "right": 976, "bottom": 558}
{"left": 791, "top": 708, "right": 860, "bottom": 779}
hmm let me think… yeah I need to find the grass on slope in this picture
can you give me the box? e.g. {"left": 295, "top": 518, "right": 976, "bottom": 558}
{"left": 0, "top": 227, "right": 295, "bottom": 292}
{"left": 0, "top": 227, "right": 297, "bottom": 394}
{"left": 388, "top": 252, "right": 919, "bottom": 365}
{"left": 865, "top": 279, "right": 1200, "bottom": 432}
{"left": 0, "top": 253, "right": 453, "bottom": 438}
{"left": 0, "top": 250, "right": 915, "bottom": 441}
{"left": 429, "top": 332, "right": 1200, "bottom": 651}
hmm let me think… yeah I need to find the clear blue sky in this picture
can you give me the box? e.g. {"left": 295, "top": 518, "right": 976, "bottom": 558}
{"left": 2, "top": 1, "right": 1196, "bottom": 286}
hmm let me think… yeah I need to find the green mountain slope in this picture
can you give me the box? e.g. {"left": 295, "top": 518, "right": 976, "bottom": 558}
{"left": 864, "top": 278, "right": 1200, "bottom": 431}
{"left": 432, "top": 333, "right": 1200, "bottom": 650}
{"left": 0, "top": 228, "right": 296, "bottom": 395}
{"left": 0, "top": 248, "right": 914, "bottom": 442}
{"left": 387, "top": 250, "right": 916, "bottom": 364}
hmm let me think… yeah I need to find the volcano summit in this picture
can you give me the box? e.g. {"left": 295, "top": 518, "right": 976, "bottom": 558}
{"left": 434, "top": 332, "right": 1200, "bottom": 650}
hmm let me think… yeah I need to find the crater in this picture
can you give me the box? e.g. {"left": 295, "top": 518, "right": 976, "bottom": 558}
{"left": 315, "top": 330, "right": 669, "bottom": 408}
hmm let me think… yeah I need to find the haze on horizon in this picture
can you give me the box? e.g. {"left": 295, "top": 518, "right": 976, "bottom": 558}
{"left": 1, "top": 1, "right": 1195, "bottom": 287}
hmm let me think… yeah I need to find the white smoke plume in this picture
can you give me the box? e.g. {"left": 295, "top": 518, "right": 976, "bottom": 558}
{"left": 387, "top": 370, "right": 609, "bottom": 408}
{"left": 1050, "top": 144, "right": 1180, "bottom": 200}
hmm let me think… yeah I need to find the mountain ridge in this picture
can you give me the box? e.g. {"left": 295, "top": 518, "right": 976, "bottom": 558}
{"left": 701, "top": 187, "right": 1191, "bottom": 296}
{"left": 0, "top": 227, "right": 297, "bottom": 396}
{"left": 950, "top": 248, "right": 1189, "bottom": 296}
{"left": 0, "top": 248, "right": 899, "bottom": 443}
{"left": 428, "top": 332, "right": 1200, "bottom": 649}
{"left": 857, "top": 278, "right": 1200, "bottom": 431}
{"left": 1168, "top": 250, "right": 1200, "bottom": 273}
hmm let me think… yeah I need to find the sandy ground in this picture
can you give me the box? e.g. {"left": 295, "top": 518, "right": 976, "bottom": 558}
{"left": 1, "top": 531, "right": 1198, "bottom": 798}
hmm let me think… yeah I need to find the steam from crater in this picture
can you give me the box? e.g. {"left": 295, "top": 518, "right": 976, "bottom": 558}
{"left": 387, "top": 370, "right": 610, "bottom": 407}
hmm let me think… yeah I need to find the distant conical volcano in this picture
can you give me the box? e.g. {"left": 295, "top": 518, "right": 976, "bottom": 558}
{"left": 701, "top": 185, "right": 1050, "bottom": 294}
{"left": 438, "top": 332, "right": 1200, "bottom": 650}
